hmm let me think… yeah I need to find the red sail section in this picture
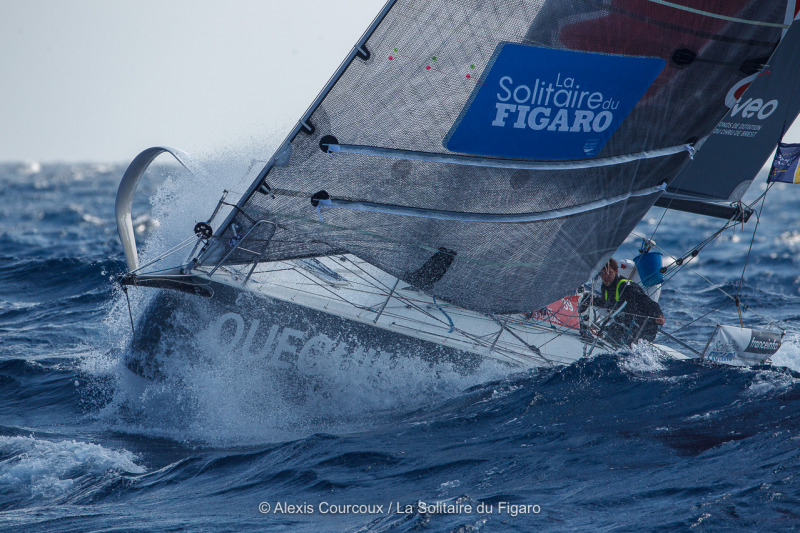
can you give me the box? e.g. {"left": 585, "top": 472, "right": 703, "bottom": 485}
{"left": 558, "top": 0, "right": 754, "bottom": 97}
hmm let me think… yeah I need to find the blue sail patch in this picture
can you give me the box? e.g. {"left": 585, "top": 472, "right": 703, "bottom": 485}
{"left": 444, "top": 43, "right": 665, "bottom": 160}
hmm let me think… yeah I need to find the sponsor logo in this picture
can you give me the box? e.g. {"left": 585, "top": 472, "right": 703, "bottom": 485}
{"left": 706, "top": 351, "right": 736, "bottom": 362}
{"left": 210, "top": 312, "right": 373, "bottom": 372}
{"left": 725, "top": 73, "right": 758, "bottom": 108}
{"left": 745, "top": 331, "right": 781, "bottom": 354}
{"left": 730, "top": 96, "right": 778, "bottom": 120}
{"left": 713, "top": 339, "right": 737, "bottom": 352}
{"left": 724, "top": 71, "right": 778, "bottom": 119}
{"left": 490, "top": 74, "right": 616, "bottom": 137}
{"left": 706, "top": 338, "right": 738, "bottom": 362}
{"left": 445, "top": 43, "right": 664, "bottom": 160}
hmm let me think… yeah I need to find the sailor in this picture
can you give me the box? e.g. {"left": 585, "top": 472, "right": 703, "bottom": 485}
{"left": 596, "top": 258, "right": 665, "bottom": 345}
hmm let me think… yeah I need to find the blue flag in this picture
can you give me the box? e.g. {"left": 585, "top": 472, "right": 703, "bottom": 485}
{"left": 768, "top": 142, "right": 800, "bottom": 184}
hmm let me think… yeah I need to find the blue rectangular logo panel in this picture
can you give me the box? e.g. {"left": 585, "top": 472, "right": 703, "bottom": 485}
{"left": 444, "top": 43, "right": 665, "bottom": 160}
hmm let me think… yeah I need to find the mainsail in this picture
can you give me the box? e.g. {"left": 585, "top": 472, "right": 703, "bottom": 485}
{"left": 194, "top": 0, "right": 791, "bottom": 314}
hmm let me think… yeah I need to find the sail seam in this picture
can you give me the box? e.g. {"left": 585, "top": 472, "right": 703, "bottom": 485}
{"left": 316, "top": 184, "right": 667, "bottom": 223}
{"left": 327, "top": 143, "right": 693, "bottom": 170}
{"left": 646, "top": 0, "right": 790, "bottom": 28}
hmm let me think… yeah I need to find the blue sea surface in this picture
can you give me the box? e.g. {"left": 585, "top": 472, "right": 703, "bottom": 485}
{"left": 1, "top": 161, "right": 800, "bottom": 532}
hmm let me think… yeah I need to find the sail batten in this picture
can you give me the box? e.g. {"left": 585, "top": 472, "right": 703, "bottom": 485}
{"left": 326, "top": 143, "right": 694, "bottom": 170}
{"left": 316, "top": 183, "right": 667, "bottom": 222}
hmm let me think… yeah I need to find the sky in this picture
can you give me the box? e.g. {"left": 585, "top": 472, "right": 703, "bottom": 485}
{"left": 0, "top": 0, "right": 379, "bottom": 162}
{"left": 0, "top": 1, "right": 798, "bottom": 163}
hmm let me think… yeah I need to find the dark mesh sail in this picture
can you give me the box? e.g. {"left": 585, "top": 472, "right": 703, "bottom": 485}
{"left": 198, "top": 0, "right": 788, "bottom": 313}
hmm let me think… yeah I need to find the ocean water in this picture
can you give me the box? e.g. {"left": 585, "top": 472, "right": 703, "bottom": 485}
{"left": 1, "top": 160, "right": 800, "bottom": 532}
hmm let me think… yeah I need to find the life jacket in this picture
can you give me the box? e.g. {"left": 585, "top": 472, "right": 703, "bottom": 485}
{"left": 603, "top": 278, "right": 630, "bottom": 304}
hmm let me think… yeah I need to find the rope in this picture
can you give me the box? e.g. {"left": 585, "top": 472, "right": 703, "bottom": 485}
{"left": 432, "top": 296, "right": 455, "bottom": 333}
{"left": 736, "top": 186, "right": 769, "bottom": 296}
{"left": 128, "top": 236, "right": 196, "bottom": 275}
{"left": 668, "top": 300, "right": 729, "bottom": 334}
{"left": 122, "top": 285, "right": 135, "bottom": 342}
{"left": 637, "top": 178, "right": 788, "bottom": 337}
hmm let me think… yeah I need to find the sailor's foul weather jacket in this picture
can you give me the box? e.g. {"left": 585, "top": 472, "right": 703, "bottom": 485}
{"left": 598, "top": 275, "right": 663, "bottom": 343}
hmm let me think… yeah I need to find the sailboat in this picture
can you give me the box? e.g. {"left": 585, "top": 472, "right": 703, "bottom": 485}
{"left": 115, "top": 0, "right": 799, "bottom": 377}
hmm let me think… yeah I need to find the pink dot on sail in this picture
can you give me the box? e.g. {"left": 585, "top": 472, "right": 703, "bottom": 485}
{"left": 426, "top": 66, "right": 431, "bottom": 70}
{"left": 389, "top": 56, "right": 393, "bottom": 60}
{"left": 466, "top": 74, "right": 470, "bottom": 78}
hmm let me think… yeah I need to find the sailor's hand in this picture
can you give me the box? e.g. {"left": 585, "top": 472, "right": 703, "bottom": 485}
{"left": 655, "top": 315, "right": 665, "bottom": 325}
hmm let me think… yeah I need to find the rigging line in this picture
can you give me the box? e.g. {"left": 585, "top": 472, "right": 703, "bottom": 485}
{"left": 327, "top": 142, "right": 693, "bottom": 171}
{"left": 743, "top": 185, "right": 771, "bottom": 208}
{"left": 287, "top": 267, "right": 368, "bottom": 310}
{"left": 291, "top": 282, "right": 398, "bottom": 305}
{"left": 124, "top": 273, "right": 214, "bottom": 286}
{"left": 657, "top": 225, "right": 734, "bottom": 277}
{"left": 250, "top": 276, "right": 377, "bottom": 314}
{"left": 332, "top": 268, "right": 460, "bottom": 331}
{"left": 647, "top": 191, "right": 671, "bottom": 243}
{"left": 246, "top": 258, "right": 388, "bottom": 299}
{"left": 432, "top": 296, "right": 455, "bottom": 333}
{"left": 669, "top": 300, "right": 730, "bottom": 334}
{"left": 280, "top": 264, "right": 392, "bottom": 303}
{"left": 126, "top": 265, "right": 201, "bottom": 277}
{"left": 492, "top": 318, "right": 551, "bottom": 364}
{"left": 248, "top": 266, "right": 297, "bottom": 275}
{"left": 528, "top": 324, "right": 573, "bottom": 351}
{"left": 670, "top": 301, "right": 728, "bottom": 335}
{"left": 658, "top": 247, "right": 728, "bottom": 295}
{"left": 129, "top": 236, "right": 196, "bottom": 275}
{"left": 387, "top": 321, "right": 532, "bottom": 367}
{"left": 643, "top": 188, "right": 756, "bottom": 259}
{"left": 386, "top": 294, "right": 559, "bottom": 355}
{"left": 380, "top": 312, "right": 478, "bottom": 345}
{"left": 632, "top": 206, "right": 741, "bottom": 279}
{"left": 122, "top": 285, "right": 135, "bottom": 342}
{"left": 737, "top": 183, "right": 771, "bottom": 296}
{"left": 645, "top": 0, "right": 790, "bottom": 29}
{"left": 377, "top": 307, "right": 472, "bottom": 338}
{"left": 337, "top": 257, "right": 397, "bottom": 294}
{"left": 331, "top": 265, "right": 426, "bottom": 315}
{"left": 394, "top": 295, "right": 459, "bottom": 331}
{"left": 377, "top": 312, "right": 485, "bottom": 348}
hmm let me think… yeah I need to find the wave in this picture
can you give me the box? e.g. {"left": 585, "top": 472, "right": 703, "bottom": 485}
{"left": 3, "top": 161, "right": 800, "bottom": 531}
{"left": 0, "top": 435, "right": 144, "bottom": 510}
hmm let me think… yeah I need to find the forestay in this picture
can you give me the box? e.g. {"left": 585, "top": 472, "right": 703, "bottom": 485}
{"left": 196, "top": 0, "right": 790, "bottom": 314}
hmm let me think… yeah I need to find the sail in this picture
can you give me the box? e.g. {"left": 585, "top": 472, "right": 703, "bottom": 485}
{"left": 666, "top": 15, "right": 800, "bottom": 202}
{"left": 197, "top": 0, "right": 789, "bottom": 314}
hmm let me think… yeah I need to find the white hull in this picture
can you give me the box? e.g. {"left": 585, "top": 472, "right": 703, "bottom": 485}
{"left": 124, "top": 254, "right": 687, "bottom": 377}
